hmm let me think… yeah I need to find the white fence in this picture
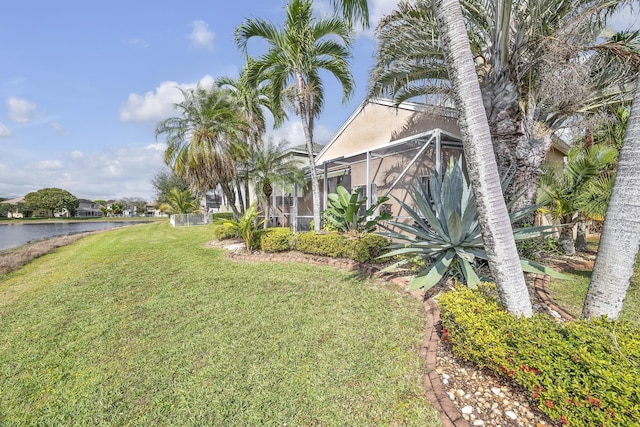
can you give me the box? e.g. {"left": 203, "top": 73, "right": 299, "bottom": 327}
{"left": 170, "top": 213, "right": 213, "bottom": 227}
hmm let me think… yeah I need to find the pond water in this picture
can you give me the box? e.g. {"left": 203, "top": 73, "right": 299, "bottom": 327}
{"left": 0, "top": 221, "right": 149, "bottom": 251}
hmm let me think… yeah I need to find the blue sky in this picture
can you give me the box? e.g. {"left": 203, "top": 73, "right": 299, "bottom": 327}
{"left": 0, "top": 1, "right": 636, "bottom": 201}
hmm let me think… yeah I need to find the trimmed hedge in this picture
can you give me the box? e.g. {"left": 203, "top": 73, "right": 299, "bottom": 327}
{"left": 347, "top": 233, "right": 390, "bottom": 263}
{"left": 290, "top": 231, "right": 390, "bottom": 263}
{"left": 438, "top": 285, "right": 640, "bottom": 427}
{"left": 293, "top": 231, "right": 347, "bottom": 258}
{"left": 259, "top": 227, "right": 293, "bottom": 252}
{"left": 212, "top": 223, "right": 237, "bottom": 241}
{"left": 214, "top": 225, "right": 390, "bottom": 264}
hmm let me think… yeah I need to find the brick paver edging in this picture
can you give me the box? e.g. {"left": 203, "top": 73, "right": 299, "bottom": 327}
{"left": 422, "top": 299, "right": 471, "bottom": 426}
{"left": 532, "top": 274, "right": 576, "bottom": 321}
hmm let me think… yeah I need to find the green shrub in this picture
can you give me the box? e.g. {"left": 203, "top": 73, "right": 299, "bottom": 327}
{"left": 260, "top": 227, "right": 293, "bottom": 252}
{"left": 516, "top": 234, "right": 561, "bottom": 260}
{"left": 214, "top": 204, "right": 265, "bottom": 253}
{"left": 323, "top": 185, "right": 391, "bottom": 233}
{"left": 348, "top": 233, "right": 390, "bottom": 263}
{"left": 438, "top": 286, "right": 640, "bottom": 427}
{"left": 293, "top": 232, "right": 348, "bottom": 258}
{"left": 213, "top": 223, "right": 238, "bottom": 240}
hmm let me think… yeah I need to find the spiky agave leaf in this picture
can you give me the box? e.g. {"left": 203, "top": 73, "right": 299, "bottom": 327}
{"left": 408, "top": 250, "right": 456, "bottom": 291}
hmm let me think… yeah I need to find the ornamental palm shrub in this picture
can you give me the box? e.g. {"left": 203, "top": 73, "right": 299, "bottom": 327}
{"left": 323, "top": 185, "right": 392, "bottom": 233}
{"left": 380, "top": 158, "right": 565, "bottom": 291}
{"left": 537, "top": 144, "right": 618, "bottom": 255}
{"left": 167, "top": 187, "right": 197, "bottom": 214}
{"left": 214, "top": 203, "right": 265, "bottom": 253}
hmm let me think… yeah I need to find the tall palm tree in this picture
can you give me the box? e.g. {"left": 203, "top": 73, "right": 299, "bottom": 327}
{"left": 583, "top": 80, "right": 640, "bottom": 320}
{"left": 235, "top": 0, "right": 355, "bottom": 232}
{"left": 434, "top": 0, "right": 533, "bottom": 316}
{"left": 249, "top": 139, "right": 306, "bottom": 228}
{"left": 582, "top": 35, "right": 640, "bottom": 320}
{"left": 219, "top": 60, "right": 285, "bottom": 213}
{"left": 156, "top": 84, "right": 248, "bottom": 219}
{"left": 371, "top": 0, "right": 637, "bottom": 216}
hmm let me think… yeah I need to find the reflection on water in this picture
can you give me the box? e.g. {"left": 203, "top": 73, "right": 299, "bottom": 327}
{"left": 0, "top": 222, "right": 148, "bottom": 251}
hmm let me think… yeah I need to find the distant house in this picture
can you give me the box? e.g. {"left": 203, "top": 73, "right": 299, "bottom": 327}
{"left": 145, "top": 202, "right": 166, "bottom": 217}
{"left": 0, "top": 197, "right": 27, "bottom": 218}
{"left": 0, "top": 196, "right": 53, "bottom": 218}
{"left": 75, "top": 199, "right": 103, "bottom": 217}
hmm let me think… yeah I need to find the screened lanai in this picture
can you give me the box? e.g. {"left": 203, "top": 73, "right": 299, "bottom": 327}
{"left": 290, "top": 127, "right": 464, "bottom": 230}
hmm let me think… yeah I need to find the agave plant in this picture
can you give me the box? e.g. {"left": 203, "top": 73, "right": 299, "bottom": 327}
{"left": 323, "top": 185, "right": 392, "bottom": 233}
{"left": 380, "top": 158, "right": 566, "bottom": 291}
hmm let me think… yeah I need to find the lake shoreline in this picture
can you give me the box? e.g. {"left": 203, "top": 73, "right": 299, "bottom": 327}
{"left": 0, "top": 222, "right": 154, "bottom": 276}
{"left": 0, "top": 220, "right": 162, "bottom": 252}
{"left": 0, "top": 217, "right": 164, "bottom": 225}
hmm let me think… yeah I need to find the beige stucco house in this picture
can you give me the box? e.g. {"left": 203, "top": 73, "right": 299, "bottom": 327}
{"left": 287, "top": 98, "right": 464, "bottom": 229}
{"left": 269, "top": 97, "right": 569, "bottom": 230}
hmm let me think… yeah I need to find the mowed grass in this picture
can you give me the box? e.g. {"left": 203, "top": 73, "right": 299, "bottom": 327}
{"left": 0, "top": 222, "right": 440, "bottom": 426}
{"left": 548, "top": 238, "right": 640, "bottom": 326}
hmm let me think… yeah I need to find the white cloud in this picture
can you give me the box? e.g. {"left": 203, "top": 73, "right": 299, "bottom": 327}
{"left": 129, "top": 38, "right": 149, "bottom": 48}
{"left": 188, "top": 20, "right": 215, "bottom": 50}
{"left": 37, "top": 160, "right": 64, "bottom": 170}
{"left": 0, "top": 142, "right": 166, "bottom": 200}
{"left": 370, "top": 0, "right": 400, "bottom": 24}
{"left": 265, "top": 121, "right": 334, "bottom": 146}
{"left": 0, "top": 123, "right": 11, "bottom": 137}
{"left": 50, "top": 122, "right": 68, "bottom": 134}
{"left": 146, "top": 142, "right": 167, "bottom": 151}
{"left": 119, "top": 75, "right": 216, "bottom": 122}
{"left": 7, "top": 97, "right": 37, "bottom": 123}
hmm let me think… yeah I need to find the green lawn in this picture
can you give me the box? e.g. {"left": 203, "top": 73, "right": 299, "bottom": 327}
{"left": 548, "top": 239, "right": 640, "bottom": 326}
{"left": 0, "top": 222, "right": 439, "bottom": 426}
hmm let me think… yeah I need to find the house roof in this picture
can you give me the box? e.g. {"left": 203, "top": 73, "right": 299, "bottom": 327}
{"left": 0, "top": 197, "right": 25, "bottom": 204}
{"left": 315, "top": 97, "right": 461, "bottom": 166}
{"left": 287, "top": 143, "right": 324, "bottom": 156}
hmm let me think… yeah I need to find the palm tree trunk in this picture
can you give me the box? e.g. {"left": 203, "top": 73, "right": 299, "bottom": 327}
{"left": 235, "top": 177, "right": 245, "bottom": 214}
{"left": 575, "top": 219, "right": 588, "bottom": 252}
{"left": 434, "top": 0, "right": 532, "bottom": 317}
{"left": 244, "top": 169, "right": 251, "bottom": 214}
{"left": 511, "top": 127, "right": 553, "bottom": 217}
{"left": 484, "top": 82, "right": 552, "bottom": 221}
{"left": 583, "top": 81, "right": 640, "bottom": 320}
{"left": 220, "top": 182, "right": 241, "bottom": 220}
{"left": 559, "top": 222, "right": 576, "bottom": 256}
{"left": 297, "top": 73, "right": 322, "bottom": 233}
